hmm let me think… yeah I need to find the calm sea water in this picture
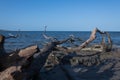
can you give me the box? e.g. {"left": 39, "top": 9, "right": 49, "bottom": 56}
{"left": 0, "top": 31, "right": 120, "bottom": 52}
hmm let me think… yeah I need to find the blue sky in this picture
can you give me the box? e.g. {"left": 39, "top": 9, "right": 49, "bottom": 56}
{"left": 0, "top": 0, "right": 120, "bottom": 31}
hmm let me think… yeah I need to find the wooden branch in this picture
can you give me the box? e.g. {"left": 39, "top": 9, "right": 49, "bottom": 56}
{"left": 101, "top": 34, "right": 106, "bottom": 46}
{"left": 42, "top": 33, "right": 57, "bottom": 41}
{"left": 96, "top": 28, "right": 105, "bottom": 34}
{"left": 106, "top": 32, "right": 112, "bottom": 45}
{"left": 67, "top": 28, "right": 98, "bottom": 52}
{"left": 104, "top": 32, "right": 112, "bottom": 52}
{"left": 96, "top": 29, "right": 112, "bottom": 51}
{"left": 42, "top": 26, "right": 57, "bottom": 41}
{"left": 65, "top": 28, "right": 112, "bottom": 52}
{"left": 6, "top": 33, "right": 19, "bottom": 39}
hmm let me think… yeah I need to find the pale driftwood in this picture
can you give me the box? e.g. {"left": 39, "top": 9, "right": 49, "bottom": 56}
{"left": 18, "top": 45, "right": 38, "bottom": 58}
{"left": 42, "top": 26, "right": 57, "bottom": 41}
{"left": 61, "top": 28, "right": 100, "bottom": 52}
{"left": 0, "top": 66, "right": 22, "bottom": 80}
{"left": 63, "top": 28, "right": 112, "bottom": 52}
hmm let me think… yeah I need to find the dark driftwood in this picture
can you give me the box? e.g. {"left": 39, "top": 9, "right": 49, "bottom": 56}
{"left": 0, "top": 34, "right": 18, "bottom": 55}
{"left": 0, "top": 45, "right": 38, "bottom": 80}
{"left": 0, "top": 35, "right": 5, "bottom": 55}
{"left": 0, "top": 33, "right": 71, "bottom": 80}
{"left": 23, "top": 37, "right": 72, "bottom": 80}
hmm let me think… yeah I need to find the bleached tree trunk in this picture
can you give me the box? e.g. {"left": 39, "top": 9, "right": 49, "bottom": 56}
{"left": 66, "top": 28, "right": 112, "bottom": 52}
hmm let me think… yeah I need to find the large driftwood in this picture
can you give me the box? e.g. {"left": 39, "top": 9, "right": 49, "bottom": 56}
{"left": 0, "top": 33, "right": 72, "bottom": 80}
{"left": 58, "top": 28, "right": 112, "bottom": 52}
{"left": 0, "top": 45, "right": 38, "bottom": 80}
{"left": 72, "top": 28, "right": 104, "bottom": 51}
{"left": 23, "top": 37, "right": 72, "bottom": 80}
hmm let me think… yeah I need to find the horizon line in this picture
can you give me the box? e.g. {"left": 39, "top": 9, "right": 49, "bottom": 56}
{"left": 0, "top": 29, "right": 120, "bottom": 32}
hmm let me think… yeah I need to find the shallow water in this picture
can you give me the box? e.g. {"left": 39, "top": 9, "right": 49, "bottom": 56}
{"left": 0, "top": 31, "right": 120, "bottom": 52}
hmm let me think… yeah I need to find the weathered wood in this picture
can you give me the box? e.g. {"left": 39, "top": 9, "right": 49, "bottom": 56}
{"left": 18, "top": 45, "right": 38, "bottom": 58}
{"left": 63, "top": 28, "right": 112, "bottom": 52}
{"left": 0, "top": 28, "right": 113, "bottom": 80}
{"left": 59, "top": 28, "right": 100, "bottom": 52}
{"left": 0, "top": 45, "right": 39, "bottom": 80}
{"left": 23, "top": 37, "right": 72, "bottom": 80}
{"left": 42, "top": 26, "right": 57, "bottom": 41}
{"left": 0, "top": 34, "right": 18, "bottom": 55}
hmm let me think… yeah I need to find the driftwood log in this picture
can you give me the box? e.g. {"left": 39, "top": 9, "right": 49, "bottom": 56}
{"left": 23, "top": 37, "right": 72, "bottom": 80}
{"left": 55, "top": 28, "right": 112, "bottom": 52}
{"left": 0, "top": 36, "right": 72, "bottom": 80}
{"left": 0, "top": 28, "right": 112, "bottom": 80}
{"left": 74, "top": 28, "right": 112, "bottom": 52}
{"left": 0, "top": 45, "right": 39, "bottom": 80}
